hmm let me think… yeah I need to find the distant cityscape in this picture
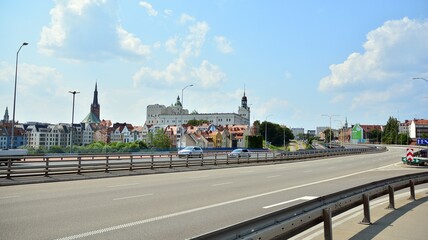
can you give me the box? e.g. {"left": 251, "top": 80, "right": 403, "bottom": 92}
{"left": 1, "top": 83, "right": 427, "bottom": 150}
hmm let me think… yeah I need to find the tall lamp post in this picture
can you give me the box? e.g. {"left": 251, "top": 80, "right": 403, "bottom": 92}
{"left": 179, "top": 84, "right": 193, "bottom": 149}
{"left": 265, "top": 114, "right": 272, "bottom": 148}
{"left": 69, "top": 91, "right": 80, "bottom": 153}
{"left": 10, "top": 42, "right": 28, "bottom": 149}
{"left": 322, "top": 114, "right": 339, "bottom": 148}
{"left": 413, "top": 77, "right": 428, "bottom": 83}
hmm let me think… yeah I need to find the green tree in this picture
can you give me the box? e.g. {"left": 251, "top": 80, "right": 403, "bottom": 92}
{"left": 187, "top": 119, "right": 209, "bottom": 126}
{"left": 260, "top": 121, "right": 294, "bottom": 147}
{"left": 398, "top": 133, "right": 410, "bottom": 145}
{"left": 382, "top": 117, "right": 399, "bottom": 144}
{"left": 50, "top": 146, "right": 65, "bottom": 153}
{"left": 323, "top": 128, "right": 333, "bottom": 143}
{"left": 152, "top": 129, "right": 171, "bottom": 149}
{"left": 367, "top": 129, "right": 382, "bottom": 143}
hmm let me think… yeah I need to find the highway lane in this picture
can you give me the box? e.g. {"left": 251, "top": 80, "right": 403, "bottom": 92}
{"left": 0, "top": 146, "right": 426, "bottom": 240}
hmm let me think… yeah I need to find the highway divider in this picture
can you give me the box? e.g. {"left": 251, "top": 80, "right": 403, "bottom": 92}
{"left": 0, "top": 146, "right": 386, "bottom": 179}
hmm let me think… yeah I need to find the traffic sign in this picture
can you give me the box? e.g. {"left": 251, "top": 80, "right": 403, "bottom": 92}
{"left": 407, "top": 148, "right": 414, "bottom": 162}
{"left": 417, "top": 138, "right": 428, "bottom": 145}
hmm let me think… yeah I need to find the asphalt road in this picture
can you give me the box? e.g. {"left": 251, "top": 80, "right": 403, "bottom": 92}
{"left": 0, "top": 146, "right": 426, "bottom": 240}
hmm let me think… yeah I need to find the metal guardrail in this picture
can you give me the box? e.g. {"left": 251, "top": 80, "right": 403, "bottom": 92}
{"left": 190, "top": 172, "right": 428, "bottom": 240}
{"left": 0, "top": 147, "right": 385, "bottom": 179}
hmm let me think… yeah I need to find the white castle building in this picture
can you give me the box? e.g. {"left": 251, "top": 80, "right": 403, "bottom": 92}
{"left": 145, "top": 92, "right": 251, "bottom": 127}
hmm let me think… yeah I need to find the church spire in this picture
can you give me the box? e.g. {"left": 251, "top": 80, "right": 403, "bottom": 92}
{"left": 91, "top": 82, "right": 100, "bottom": 119}
{"left": 3, "top": 107, "right": 9, "bottom": 122}
{"left": 241, "top": 87, "right": 248, "bottom": 109}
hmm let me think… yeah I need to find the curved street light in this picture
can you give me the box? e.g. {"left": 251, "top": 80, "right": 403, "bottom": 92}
{"left": 10, "top": 42, "right": 28, "bottom": 149}
{"left": 179, "top": 84, "right": 193, "bottom": 149}
{"left": 322, "top": 114, "right": 339, "bottom": 148}
{"left": 413, "top": 77, "right": 428, "bottom": 83}
{"left": 69, "top": 91, "right": 80, "bottom": 153}
{"left": 265, "top": 114, "right": 273, "bottom": 148}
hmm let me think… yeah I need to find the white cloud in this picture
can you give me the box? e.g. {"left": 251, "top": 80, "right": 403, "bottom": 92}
{"left": 191, "top": 60, "right": 226, "bottom": 87}
{"left": 164, "top": 9, "right": 172, "bottom": 16}
{"left": 133, "top": 21, "right": 214, "bottom": 87}
{"left": 183, "top": 22, "right": 209, "bottom": 56}
{"left": 39, "top": 0, "right": 152, "bottom": 61}
{"left": 139, "top": 1, "right": 158, "bottom": 16}
{"left": 165, "top": 37, "right": 179, "bottom": 53}
{"left": 179, "top": 13, "right": 195, "bottom": 25}
{"left": 214, "top": 36, "right": 233, "bottom": 54}
{"left": 319, "top": 17, "right": 428, "bottom": 91}
{"left": 117, "top": 26, "right": 151, "bottom": 56}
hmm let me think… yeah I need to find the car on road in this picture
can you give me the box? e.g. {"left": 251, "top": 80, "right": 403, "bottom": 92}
{"left": 228, "top": 148, "right": 251, "bottom": 158}
{"left": 178, "top": 146, "right": 203, "bottom": 158}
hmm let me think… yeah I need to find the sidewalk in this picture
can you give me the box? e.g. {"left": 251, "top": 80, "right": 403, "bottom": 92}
{"left": 293, "top": 188, "right": 428, "bottom": 240}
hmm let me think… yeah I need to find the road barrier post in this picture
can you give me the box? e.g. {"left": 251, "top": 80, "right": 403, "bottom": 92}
{"left": 186, "top": 155, "right": 189, "bottom": 167}
{"left": 361, "top": 193, "right": 371, "bottom": 225}
{"left": 130, "top": 155, "right": 133, "bottom": 171}
{"left": 151, "top": 155, "right": 154, "bottom": 170}
{"left": 323, "top": 208, "right": 333, "bottom": 240}
{"left": 6, "top": 158, "right": 12, "bottom": 179}
{"left": 409, "top": 180, "right": 416, "bottom": 200}
{"left": 214, "top": 154, "right": 217, "bottom": 165}
{"left": 387, "top": 185, "right": 395, "bottom": 209}
{"left": 169, "top": 155, "right": 173, "bottom": 168}
{"left": 105, "top": 156, "right": 109, "bottom": 173}
{"left": 77, "top": 156, "right": 82, "bottom": 174}
{"left": 44, "top": 157, "right": 49, "bottom": 177}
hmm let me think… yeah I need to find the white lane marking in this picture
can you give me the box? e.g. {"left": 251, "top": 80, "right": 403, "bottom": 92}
{"left": 55, "top": 164, "right": 394, "bottom": 240}
{"left": 0, "top": 195, "right": 20, "bottom": 200}
{"left": 263, "top": 196, "right": 318, "bottom": 209}
{"left": 302, "top": 170, "right": 313, "bottom": 173}
{"left": 107, "top": 183, "right": 139, "bottom": 188}
{"left": 212, "top": 182, "right": 233, "bottom": 187}
{"left": 113, "top": 194, "right": 153, "bottom": 201}
{"left": 266, "top": 175, "right": 281, "bottom": 178}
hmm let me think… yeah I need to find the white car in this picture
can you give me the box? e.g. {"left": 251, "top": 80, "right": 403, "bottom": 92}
{"left": 178, "top": 146, "right": 203, "bottom": 158}
{"left": 228, "top": 148, "right": 251, "bottom": 158}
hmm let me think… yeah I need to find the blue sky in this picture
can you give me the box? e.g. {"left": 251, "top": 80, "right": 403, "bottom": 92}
{"left": 1, "top": 0, "right": 427, "bottom": 131}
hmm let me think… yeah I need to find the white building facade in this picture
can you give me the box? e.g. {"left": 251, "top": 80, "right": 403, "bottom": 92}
{"left": 145, "top": 92, "right": 251, "bottom": 127}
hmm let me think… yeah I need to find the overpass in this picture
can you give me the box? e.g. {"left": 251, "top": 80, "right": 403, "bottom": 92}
{"left": 0, "top": 146, "right": 427, "bottom": 239}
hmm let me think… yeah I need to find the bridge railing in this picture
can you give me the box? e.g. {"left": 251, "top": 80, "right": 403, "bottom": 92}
{"left": 0, "top": 146, "right": 386, "bottom": 179}
{"left": 190, "top": 172, "right": 428, "bottom": 240}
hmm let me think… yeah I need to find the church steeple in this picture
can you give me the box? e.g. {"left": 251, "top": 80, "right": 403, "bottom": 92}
{"left": 3, "top": 107, "right": 9, "bottom": 122}
{"left": 241, "top": 88, "right": 248, "bottom": 109}
{"left": 91, "top": 82, "right": 100, "bottom": 119}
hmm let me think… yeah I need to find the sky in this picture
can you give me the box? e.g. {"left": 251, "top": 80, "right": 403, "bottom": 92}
{"left": 1, "top": 0, "right": 427, "bottom": 131}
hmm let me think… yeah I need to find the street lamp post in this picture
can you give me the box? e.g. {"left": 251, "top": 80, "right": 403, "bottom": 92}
{"left": 322, "top": 114, "right": 339, "bottom": 148}
{"left": 179, "top": 84, "right": 193, "bottom": 149}
{"left": 69, "top": 91, "right": 80, "bottom": 153}
{"left": 265, "top": 114, "right": 272, "bottom": 148}
{"left": 413, "top": 77, "right": 428, "bottom": 83}
{"left": 10, "top": 42, "right": 28, "bottom": 149}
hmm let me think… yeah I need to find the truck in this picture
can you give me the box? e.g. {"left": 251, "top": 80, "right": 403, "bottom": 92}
{"left": 0, "top": 149, "right": 28, "bottom": 165}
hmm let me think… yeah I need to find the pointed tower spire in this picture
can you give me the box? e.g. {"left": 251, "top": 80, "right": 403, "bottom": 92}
{"left": 91, "top": 82, "right": 100, "bottom": 119}
{"left": 3, "top": 107, "right": 9, "bottom": 122}
{"left": 241, "top": 85, "right": 248, "bottom": 109}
